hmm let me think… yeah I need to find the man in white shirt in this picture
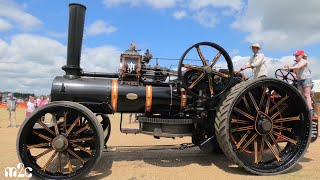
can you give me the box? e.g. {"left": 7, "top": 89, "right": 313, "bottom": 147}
{"left": 239, "top": 43, "right": 268, "bottom": 79}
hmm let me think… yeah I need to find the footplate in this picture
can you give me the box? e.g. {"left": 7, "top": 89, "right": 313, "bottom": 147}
{"left": 138, "top": 117, "right": 193, "bottom": 124}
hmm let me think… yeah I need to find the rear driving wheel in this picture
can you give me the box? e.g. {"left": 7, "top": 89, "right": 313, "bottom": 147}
{"left": 215, "top": 78, "right": 311, "bottom": 175}
{"left": 17, "top": 101, "right": 103, "bottom": 179}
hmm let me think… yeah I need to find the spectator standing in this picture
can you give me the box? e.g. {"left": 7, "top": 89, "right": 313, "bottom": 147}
{"left": 38, "top": 95, "right": 48, "bottom": 107}
{"left": 26, "top": 96, "right": 36, "bottom": 117}
{"left": 0, "top": 92, "right": 2, "bottom": 104}
{"left": 4, "top": 93, "right": 18, "bottom": 128}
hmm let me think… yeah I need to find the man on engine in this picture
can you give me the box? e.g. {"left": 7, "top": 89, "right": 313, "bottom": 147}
{"left": 239, "top": 43, "right": 268, "bottom": 79}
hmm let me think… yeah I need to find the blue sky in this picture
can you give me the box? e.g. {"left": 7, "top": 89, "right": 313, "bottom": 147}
{"left": 1, "top": 0, "right": 320, "bottom": 94}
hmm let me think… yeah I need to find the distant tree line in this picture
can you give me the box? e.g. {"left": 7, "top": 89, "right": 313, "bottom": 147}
{"left": 0, "top": 91, "right": 37, "bottom": 101}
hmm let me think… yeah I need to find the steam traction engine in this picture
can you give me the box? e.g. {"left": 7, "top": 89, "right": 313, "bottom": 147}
{"left": 17, "top": 4, "right": 315, "bottom": 179}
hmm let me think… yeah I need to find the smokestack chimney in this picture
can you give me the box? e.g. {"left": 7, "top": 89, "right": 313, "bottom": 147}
{"left": 62, "top": 3, "right": 86, "bottom": 79}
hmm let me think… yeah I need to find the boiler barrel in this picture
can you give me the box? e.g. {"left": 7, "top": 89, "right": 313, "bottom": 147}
{"left": 51, "top": 76, "right": 184, "bottom": 114}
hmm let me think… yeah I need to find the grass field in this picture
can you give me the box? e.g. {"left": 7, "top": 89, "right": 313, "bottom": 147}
{"left": 0, "top": 108, "right": 319, "bottom": 180}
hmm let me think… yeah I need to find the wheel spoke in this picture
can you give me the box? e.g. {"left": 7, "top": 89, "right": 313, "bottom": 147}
{"left": 265, "top": 93, "right": 271, "bottom": 114}
{"left": 33, "top": 131, "right": 53, "bottom": 142}
{"left": 254, "top": 138, "right": 259, "bottom": 164}
{"left": 188, "top": 73, "right": 205, "bottom": 89}
{"left": 37, "top": 120, "right": 55, "bottom": 136}
{"left": 56, "top": 152, "right": 62, "bottom": 173}
{"left": 27, "top": 143, "right": 50, "bottom": 150}
{"left": 273, "top": 125, "right": 292, "bottom": 132}
{"left": 248, "top": 91, "right": 259, "bottom": 112}
{"left": 212, "top": 70, "right": 229, "bottom": 78}
{"left": 42, "top": 151, "right": 58, "bottom": 172}
{"left": 70, "top": 137, "right": 94, "bottom": 143}
{"left": 208, "top": 76, "right": 214, "bottom": 96}
{"left": 242, "top": 96, "right": 251, "bottom": 112}
{"left": 240, "top": 133, "right": 258, "bottom": 152}
{"left": 231, "top": 118, "right": 250, "bottom": 124}
{"left": 234, "top": 107, "right": 255, "bottom": 121}
{"left": 269, "top": 133, "right": 282, "bottom": 152}
{"left": 273, "top": 116, "right": 300, "bottom": 123}
{"left": 52, "top": 115, "right": 59, "bottom": 135}
{"left": 183, "top": 64, "right": 204, "bottom": 71}
{"left": 271, "top": 106, "right": 287, "bottom": 120}
{"left": 74, "top": 124, "right": 90, "bottom": 136}
{"left": 259, "top": 87, "right": 267, "bottom": 109}
{"left": 66, "top": 116, "right": 81, "bottom": 136}
{"left": 260, "top": 135, "right": 266, "bottom": 162}
{"left": 195, "top": 46, "right": 208, "bottom": 66}
{"left": 265, "top": 138, "right": 281, "bottom": 162}
{"left": 209, "top": 52, "right": 221, "bottom": 67}
{"left": 235, "top": 130, "right": 251, "bottom": 149}
{"left": 35, "top": 147, "right": 54, "bottom": 160}
{"left": 273, "top": 131, "right": 297, "bottom": 145}
{"left": 231, "top": 125, "right": 253, "bottom": 132}
{"left": 269, "top": 95, "right": 289, "bottom": 113}
{"left": 63, "top": 111, "right": 68, "bottom": 133}
{"left": 71, "top": 143, "right": 92, "bottom": 155}
{"left": 67, "top": 149, "right": 86, "bottom": 164}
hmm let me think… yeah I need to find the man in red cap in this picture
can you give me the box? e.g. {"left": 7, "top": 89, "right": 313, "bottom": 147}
{"left": 283, "top": 50, "right": 313, "bottom": 114}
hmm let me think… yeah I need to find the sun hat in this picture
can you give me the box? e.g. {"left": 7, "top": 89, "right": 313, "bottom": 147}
{"left": 293, "top": 50, "right": 304, "bottom": 56}
{"left": 250, "top": 43, "right": 261, "bottom": 49}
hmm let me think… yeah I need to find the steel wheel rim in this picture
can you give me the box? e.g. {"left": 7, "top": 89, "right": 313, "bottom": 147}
{"left": 18, "top": 105, "right": 101, "bottom": 179}
{"left": 229, "top": 80, "right": 310, "bottom": 173}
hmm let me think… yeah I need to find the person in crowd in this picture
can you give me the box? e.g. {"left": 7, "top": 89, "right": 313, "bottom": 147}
{"left": 46, "top": 95, "right": 51, "bottom": 103}
{"left": 0, "top": 92, "right": 2, "bottom": 104}
{"left": 238, "top": 43, "right": 268, "bottom": 79}
{"left": 26, "top": 96, "right": 36, "bottom": 117}
{"left": 283, "top": 50, "right": 313, "bottom": 115}
{"left": 38, "top": 95, "right": 48, "bottom": 107}
{"left": 4, "top": 93, "right": 18, "bottom": 128}
{"left": 129, "top": 113, "right": 137, "bottom": 124}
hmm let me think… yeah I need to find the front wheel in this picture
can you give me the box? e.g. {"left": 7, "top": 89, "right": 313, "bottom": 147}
{"left": 215, "top": 78, "right": 311, "bottom": 175}
{"left": 16, "top": 101, "right": 104, "bottom": 179}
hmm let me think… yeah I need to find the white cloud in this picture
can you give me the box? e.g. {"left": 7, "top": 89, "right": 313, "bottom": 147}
{"left": 0, "top": 0, "right": 41, "bottom": 30}
{"left": 189, "top": 0, "right": 243, "bottom": 11}
{"left": 0, "top": 18, "right": 12, "bottom": 31}
{"left": 103, "top": 0, "right": 244, "bottom": 28}
{"left": 103, "top": 0, "right": 178, "bottom": 9}
{"left": 0, "top": 34, "right": 120, "bottom": 95}
{"left": 173, "top": 10, "right": 187, "bottom": 20}
{"left": 232, "top": 0, "right": 320, "bottom": 51}
{"left": 87, "top": 20, "right": 117, "bottom": 36}
{"left": 47, "top": 31, "right": 67, "bottom": 39}
{"left": 192, "top": 10, "right": 218, "bottom": 28}
{"left": 229, "top": 48, "right": 240, "bottom": 57}
{"left": 81, "top": 46, "right": 121, "bottom": 73}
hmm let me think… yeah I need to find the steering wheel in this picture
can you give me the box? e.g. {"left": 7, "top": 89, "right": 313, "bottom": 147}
{"left": 275, "top": 69, "right": 296, "bottom": 84}
{"left": 178, "top": 42, "right": 234, "bottom": 99}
